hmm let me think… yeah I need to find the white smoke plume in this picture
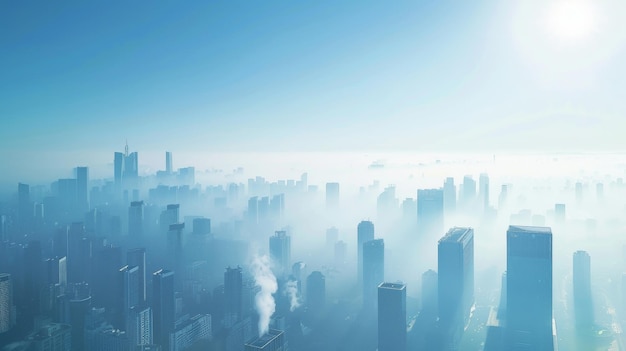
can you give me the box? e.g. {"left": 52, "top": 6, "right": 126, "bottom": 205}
{"left": 251, "top": 255, "right": 277, "bottom": 336}
{"left": 284, "top": 279, "right": 301, "bottom": 312}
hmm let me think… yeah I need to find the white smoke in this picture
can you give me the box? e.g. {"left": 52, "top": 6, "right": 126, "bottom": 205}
{"left": 284, "top": 279, "right": 301, "bottom": 312}
{"left": 251, "top": 255, "right": 277, "bottom": 336}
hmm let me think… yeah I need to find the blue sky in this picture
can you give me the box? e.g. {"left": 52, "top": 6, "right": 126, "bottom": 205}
{"left": 1, "top": 1, "right": 625, "bottom": 181}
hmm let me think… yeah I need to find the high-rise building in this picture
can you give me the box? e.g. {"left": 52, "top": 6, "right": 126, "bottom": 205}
{"left": 378, "top": 282, "right": 407, "bottom": 351}
{"left": 325, "top": 182, "right": 340, "bottom": 209}
{"left": 244, "top": 329, "right": 287, "bottom": 351}
{"left": 24, "top": 240, "right": 45, "bottom": 322}
{"left": 462, "top": 176, "right": 476, "bottom": 209}
{"left": 269, "top": 231, "right": 291, "bottom": 275}
{"left": 573, "top": 250, "right": 592, "bottom": 327}
{"left": 438, "top": 227, "right": 474, "bottom": 349}
{"left": 128, "top": 305, "right": 153, "bottom": 347}
{"left": 479, "top": 173, "right": 489, "bottom": 211}
{"left": 127, "top": 248, "right": 147, "bottom": 304}
{"left": 306, "top": 271, "right": 325, "bottom": 312}
{"left": 192, "top": 218, "right": 211, "bottom": 236}
{"left": 75, "top": 166, "right": 89, "bottom": 212}
{"left": 224, "top": 266, "right": 243, "bottom": 326}
{"left": 166, "top": 151, "right": 173, "bottom": 174}
{"left": 443, "top": 177, "right": 457, "bottom": 215}
{"left": 160, "top": 204, "right": 180, "bottom": 232}
{"left": 114, "top": 152, "right": 124, "bottom": 193}
{"left": 506, "top": 225, "right": 554, "bottom": 351}
{"left": 416, "top": 189, "right": 444, "bottom": 238}
{"left": 357, "top": 221, "right": 375, "bottom": 286}
{"left": 119, "top": 265, "right": 140, "bottom": 318}
{"left": 18, "top": 182, "right": 32, "bottom": 233}
{"left": 153, "top": 269, "right": 175, "bottom": 350}
{"left": 363, "top": 239, "right": 384, "bottom": 308}
{"left": 129, "top": 201, "right": 144, "bottom": 238}
{"left": 0, "top": 273, "right": 15, "bottom": 333}
{"left": 92, "top": 245, "right": 122, "bottom": 312}
{"left": 554, "top": 204, "right": 566, "bottom": 224}
{"left": 27, "top": 323, "right": 72, "bottom": 351}
{"left": 421, "top": 269, "right": 438, "bottom": 322}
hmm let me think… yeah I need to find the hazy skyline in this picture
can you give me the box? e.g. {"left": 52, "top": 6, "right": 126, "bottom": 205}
{"left": 2, "top": 1, "right": 626, "bottom": 180}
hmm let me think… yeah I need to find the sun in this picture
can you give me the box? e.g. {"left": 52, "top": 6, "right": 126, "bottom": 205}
{"left": 544, "top": 0, "right": 597, "bottom": 43}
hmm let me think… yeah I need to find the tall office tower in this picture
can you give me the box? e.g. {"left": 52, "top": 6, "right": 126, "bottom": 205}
{"left": 479, "top": 173, "right": 489, "bottom": 210}
{"left": 127, "top": 248, "right": 147, "bottom": 304}
{"left": 224, "top": 266, "right": 243, "bottom": 326}
{"left": 114, "top": 152, "right": 124, "bottom": 193}
{"left": 167, "top": 223, "right": 185, "bottom": 284}
{"left": 178, "top": 166, "right": 195, "bottom": 185}
{"left": 554, "top": 204, "right": 566, "bottom": 224}
{"left": 421, "top": 270, "right": 438, "bottom": 322}
{"left": 92, "top": 245, "right": 122, "bottom": 312}
{"left": 573, "top": 250, "right": 592, "bottom": 327}
{"left": 306, "top": 271, "right": 326, "bottom": 312}
{"left": 506, "top": 225, "right": 554, "bottom": 351}
{"left": 124, "top": 151, "right": 139, "bottom": 182}
{"left": 498, "top": 184, "right": 509, "bottom": 209}
{"left": 325, "top": 182, "right": 340, "bottom": 209}
{"left": 363, "top": 239, "right": 385, "bottom": 308}
{"left": 67, "top": 223, "right": 89, "bottom": 283}
{"left": 128, "top": 201, "right": 144, "bottom": 238}
{"left": 244, "top": 329, "right": 288, "bottom": 351}
{"left": 166, "top": 151, "right": 173, "bottom": 174}
{"left": 378, "top": 282, "right": 407, "bottom": 351}
{"left": 357, "top": 220, "right": 375, "bottom": 286}
{"left": 416, "top": 189, "right": 444, "bottom": 238}
{"left": 462, "top": 175, "right": 477, "bottom": 209}
{"left": 377, "top": 185, "right": 399, "bottom": 219}
{"left": 75, "top": 166, "right": 89, "bottom": 212}
{"left": 153, "top": 269, "right": 175, "bottom": 350}
{"left": 443, "top": 177, "right": 457, "bottom": 215}
{"left": 23, "top": 240, "right": 45, "bottom": 322}
{"left": 160, "top": 204, "right": 180, "bottom": 232}
{"left": 269, "top": 231, "right": 291, "bottom": 276}
{"left": 119, "top": 265, "right": 140, "bottom": 329}
{"left": 401, "top": 198, "right": 417, "bottom": 223}
{"left": 69, "top": 295, "right": 91, "bottom": 351}
{"left": 18, "top": 182, "right": 32, "bottom": 233}
{"left": 0, "top": 215, "right": 7, "bottom": 242}
{"left": 0, "top": 273, "right": 14, "bottom": 333}
{"left": 46, "top": 256, "right": 68, "bottom": 287}
{"left": 192, "top": 217, "right": 211, "bottom": 236}
{"left": 438, "top": 227, "right": 475, "bottom": 350}
{"left": 248, "top": 197, "right": 259, "bottom": 225}
{"left": 128, "top": 305, "right": 153, "bottom": 346}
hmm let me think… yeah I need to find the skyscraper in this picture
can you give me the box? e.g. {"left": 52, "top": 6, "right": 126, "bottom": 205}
{"left": 479, "top": 173, "right": 489, "bottom": 211}
{"left": 416, "top": 189, "right": 444, "bottom": 238}
{"left": 18, "top": 182, "right": 32, "bottom": 233}
{"left": 421, "top": 269, "right": 438, "bottom": 322}
{"left": 573, "top": 250, "right": 592, "bottom": 327}
{"left": 166, "top": 151, "right": 173, "bottom": 174}
{"left": 462, "top": 175, "right": 476, "bottom": 209}
{"left": 119, "top": 265, "right": 140, "bottom": 329}
{"left": 443, "top": 177, "right": 457, "bottom": 215}
{"left": 127, "top": 248, "right": 147, "bottom": 304}
{"left": 438, "top": 227, "right": 474, "bottom": 350}
{"left": 306, "top": 271, "right": 325, "bottom": 312}
{"left": 378, "top": 282, "right": 407, "bottom": 351}
{"left": 0, "top": 273, "right": 14, "bottom": 333}
{"left": 269, "top": 231, "right": 291, "bottom": 275}
{"left": 363, "top": 239, "right": 384, "bottom": 308}
{"left": 114, "top": 152, "right": 124, "bottom": 194}
{"left": 129, "top": 201, "right": 144, "bottom": 237}
{"left": 153, "top": 269, "right": 175, "bottom": 350}
{"left": 506, "top": 225, "right": 554, "bottom": 351}
{"left": 75, "top": 166, "right": 89, "bottom": 212}
{"left": 224, "top": 266, "right": 243, "bottom": 326}
{"left": 357, "top": 220, "right": 375, "bottom": 286}
{"left": 325, "top": 182, "right": 340, "bottom": 209}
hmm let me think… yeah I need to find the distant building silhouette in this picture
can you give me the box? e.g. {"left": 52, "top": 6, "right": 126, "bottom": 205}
{"left": 416, "top": 189, "right": 444, "bottom": 238}
{"left": 506, "top": 225, "right": 554, "bottom": 351}
{"left": 306, "top": 271, "right": 325, "bottom": 313}
{"left": 443, "top": 177, "right": 457, "bottom": 215}
{"left": 438, "top": 227, "right": 474, "bottom": 350}
{"left": 224, "top": 266, "right": 243, "bottom": 327}
{"left": 357, "top": 221, "right": 375, "bottom": 287}
{"left": 421, "top": 269, "right": 438, "bottom": 323}
{"left": 573, "top": 250, "right": 592, "bottom": 328}
{"left": 127, "top": 248, "right": 147, "bottom": 305}
{"left": 166, "top": 151, "right": 173, "bottom": 174}
{"left": 129, "top": 201, "right": 145, "bottom": 237}
{"left": 363, "top": 239, "right": 384, "bottom": 308}
{"left": 269, "top": 231, "right": 291, "bottom": 276}
{"left": 378, "top": 282, "right": 407, "bottom": 351}
{"left": 153, "top": 269, "right": 175, "bottom": 350}
{"left": 325, "top": 182, "right": 340, "bottom": 209}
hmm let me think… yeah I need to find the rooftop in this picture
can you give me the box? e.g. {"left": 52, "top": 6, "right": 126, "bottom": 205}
{"left": 245, "top": 329, "right": 284, "bottom": 349}
{"left": 440, "top": 227, "right": 473, "bottom": 243}
{"left": 379, "top": 282, "right": 406, "bottom": 290}
{"left": 508, "top": 225, "right": 552, "bottom": 234}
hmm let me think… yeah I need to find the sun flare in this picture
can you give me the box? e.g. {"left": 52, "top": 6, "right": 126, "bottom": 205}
{"left": 544, "top": 0, "right": 597, "bottom": 43}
